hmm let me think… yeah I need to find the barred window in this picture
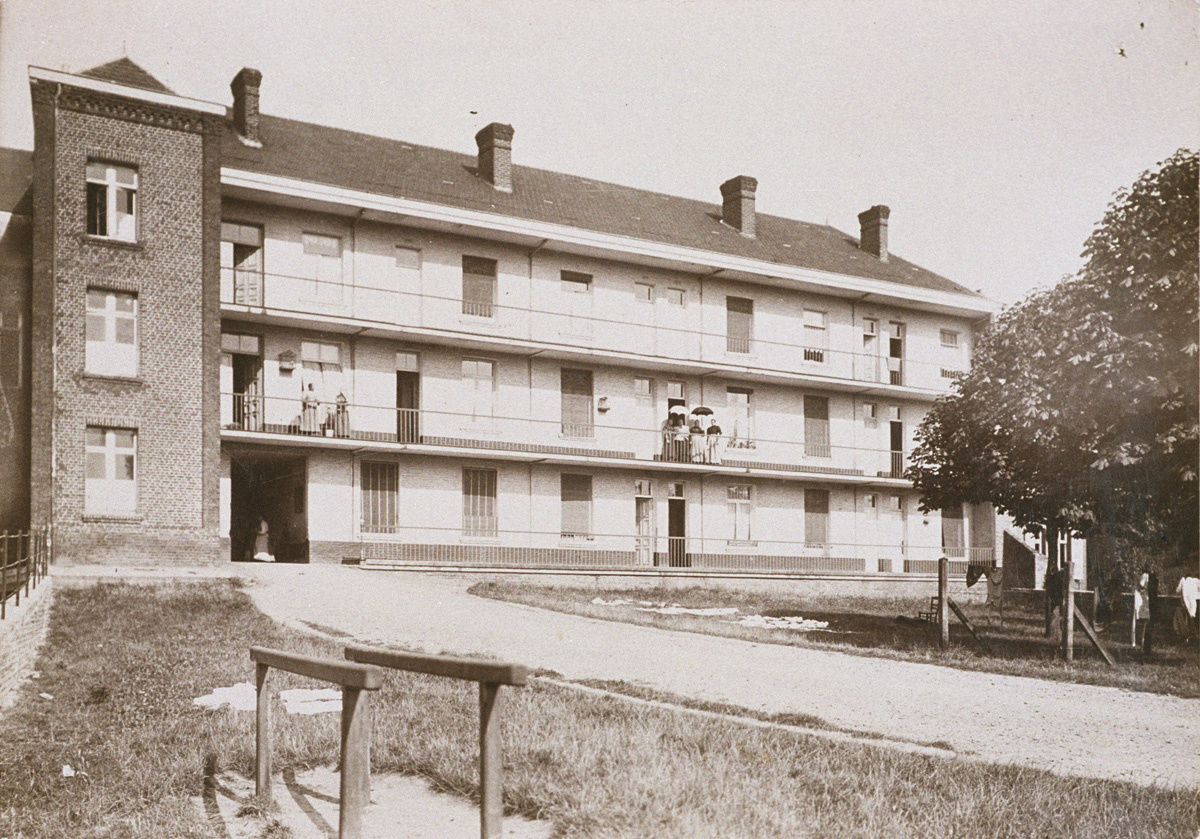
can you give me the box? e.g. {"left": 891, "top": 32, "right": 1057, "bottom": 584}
{"left": 463, "top": 468, "right": 497, "bottom": 537}
{"left": 727, "top": 485, "right": 753, "bottom": 542}
{"left": 726, "top": 296, "right": 753, "bottom": 354}
{"left": 803, "top": 395, "right": 830, "bottom": 458}
{"left": 361, "top": 462, "right": 399, "bottom": 533}
{"left": 804, "top": 489, "right": 829, "bottom": 546}
{"left": 560, "top": 474, "right": 592, "bottom": 538}
{"left": 462, "top": 255, "right": 497, "bottom": 317}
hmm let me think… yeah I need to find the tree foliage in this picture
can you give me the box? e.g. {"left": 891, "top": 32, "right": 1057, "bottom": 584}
{"left": 908, "top": 149, "right": 1198, "bottom": 558}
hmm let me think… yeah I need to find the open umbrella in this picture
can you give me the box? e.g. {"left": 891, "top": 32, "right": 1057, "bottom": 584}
{"left": 690, "top": 406, "right": 714, "bottom": 416}
{"left": 668, "top": 405, "right": 689, "bottom": 416}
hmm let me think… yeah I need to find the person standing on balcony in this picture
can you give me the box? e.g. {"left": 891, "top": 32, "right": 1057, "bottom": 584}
{"left": 689, "top": 416, "right": 706, "bottom": 462}
{"left": 707, "top": 418, "right": 723, "bottom": 465}
{"left": 333, "top": 392, "right": 350, "bottom": 437}
{"left": 300, "top": 383, "right": 320, "bottom": 435}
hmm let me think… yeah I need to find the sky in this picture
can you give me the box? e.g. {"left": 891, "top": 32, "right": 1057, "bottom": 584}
{"left": 0, "top": 0, "right": 1195, "bottom": 305}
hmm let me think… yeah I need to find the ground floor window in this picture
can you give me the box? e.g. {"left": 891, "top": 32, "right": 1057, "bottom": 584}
{"left": 727, "top": 484, "right": 753, "bottom": 544}
{"left": 804, "top": 488, "right": 829, "bottom": 546}
{"left": 361, "top": 461, "right": 399, "bottom": 533}
{"left": 463, "top": 468, "right": 497, "bottom": 537}
{"left": 561, "top": 473, "right": 593, "bottom": 539}
{"left": 941, "top": 503, "right": 965, "bottom": 556}
{"left": 85, "top": 426, "right": 136, "bottom": 514}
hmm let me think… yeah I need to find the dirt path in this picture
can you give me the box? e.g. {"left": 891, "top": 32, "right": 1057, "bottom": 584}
{"left": 239, "top": 565, "right": 1200, "bottom": 790}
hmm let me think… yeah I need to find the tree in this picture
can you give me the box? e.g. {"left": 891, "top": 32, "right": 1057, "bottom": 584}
{"left": 908, "top": 150, "right": 1199, "bottom": 568}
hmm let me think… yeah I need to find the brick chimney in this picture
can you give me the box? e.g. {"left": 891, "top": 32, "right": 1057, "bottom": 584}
{"left": 858, "top": 205, "right": 890, "bottom": 261}
{"left": 475, "top": 123, "right": 514, "bottom": 192}
{"left": 230, "top": 67, "right": 262, "bottom": 145}
{"left": 720, "top": 175, "right": 758, "bottom": 237}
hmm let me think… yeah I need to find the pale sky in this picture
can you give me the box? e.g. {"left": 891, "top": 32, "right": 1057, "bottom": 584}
{"left": 1, "top": 0, "right": 1196, "bottom": 304}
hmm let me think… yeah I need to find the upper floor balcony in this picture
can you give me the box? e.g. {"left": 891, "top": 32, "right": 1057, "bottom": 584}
{"left": 220, "top": 266, "right": 969, "bottom": 397}
{"left": 221, "top": 391, "right": 912, "bottom": 485}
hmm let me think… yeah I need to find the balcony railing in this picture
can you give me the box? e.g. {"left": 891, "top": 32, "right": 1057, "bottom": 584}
{"left": 221, "top": 392, "right": 908, "bottom": 479}
{"left": 358, "top": 524, "right": 994, "bottom": 573}
{"left": 220, "top": 268, "right": 962, "bottom": 392}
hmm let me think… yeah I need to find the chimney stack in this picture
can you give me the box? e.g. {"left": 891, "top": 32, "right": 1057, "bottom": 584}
{"left": 720, "top": 175, "right": 758, "bottom": 237}
{"left": 475, "top": 123, "right": 514, "bottom": 192}
{"left": 858, "top": 205, "right": 890, "bottom": 261}
{"left": 231, "top": 68, "right": 263, "bottom": 145}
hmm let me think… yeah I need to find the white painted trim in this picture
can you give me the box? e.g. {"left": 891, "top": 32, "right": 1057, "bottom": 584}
{"left": 220, "top": 168, "right": 999, "bottom": 317}
{"left": 28, "top": 66, "right": 226, "bottom": 116}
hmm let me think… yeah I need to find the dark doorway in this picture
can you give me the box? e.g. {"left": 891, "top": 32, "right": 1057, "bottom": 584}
{"left": 668, "top": 496, "right": 687, "bottom": 567}
{"left": 396, "top": 371, "right": 420, "bottom": 443}
{"left": 889, "top": 420, "right": 904, "bottom": 478}
{"left": 230, "top": 454, "right": 308, "bottom": 562}
{"left": 231, "top": 354, "right": 263, "bottom": 431}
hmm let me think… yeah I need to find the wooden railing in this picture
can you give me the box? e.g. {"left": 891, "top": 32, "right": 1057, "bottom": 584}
{"left": 344, "top": 644, "right": 529, "bottom": 839}
{"left": 249, "top": 647, "right": 383, "bottom": 839}
{"left": 1, "top": 527, "right": 51, "bottom": 620}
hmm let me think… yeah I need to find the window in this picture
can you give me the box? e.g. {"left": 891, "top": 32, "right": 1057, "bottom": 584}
{"left": 864, "top": 492, "right": 879, "bottom": 511}
{"left": 221, "top": 222, "right": 263, "bottom": 305}
{"left": 220, "top": 332, "right": 261, "bottom": 355}
{"left": 942, "top": 503, "right": 965, "bottom": 556}
{"left": 462, "top": 359, "right": 496, "bottom": 422}
{"left": 940, "top": 330, "right": 959, "bottom": 348}
{"left": 396, "top": 246, "right": 421, "bottom": 275}
{"left": 561, "top": 474, "right": 593, "bottom": 539}
{"left": 396, "top": 351, "right": 419, "bottom": 372}
{"left": 302, "top": 233, "right": 343, "bottom": 301}
{"left": 301, "top": 341, "right": 343, "bottom": 403}
{"left": 462, "top": 255, "right": 497, "bottom": 317}
{"left": 666, "top": 380, "right": 686, "bottom": 408}
{"left": 726, "top": 296, "right": 753, "bottom": 353}
{"left": 726, "top": 387, "right": 753, "bottom": 442}
{"left": 361, "top": 462, "right": 399, "bottom": 533}
{"left": 86, "top": 162, "right": 137, "bottom": 241}
{"left": 667, "top": 287, "right": 685, "bottom": 307}
{"left": 634, "top": 282, "right": 654, "bottom": 303}
{"left": 634, "top": 479, "right": 654, "bottom": 496}
{"left": 803, "top": 309, "right": 827, "bottom": 363}
{"left": 85, "top": 289, "right": 137, "bottom": 377}
{"left": 85, "top": 427, "right": 136, "bottom": 514}
{"left": 561, "top": 368, "right": 594, "bottom": 437}
{"left": 463, "top": 468, "right": 497, "bottom": 537}
{"left": 668, "top": 481, "right": 685, "bottom": 499}
{"left": 888, "top": 494, "right": 904, "bottom": 512}
{"left": 804, "top": 489, "right": 829, "bottom": 546}
{"left": 804, "top": 395, "right": 830, "bottom": 458}
{"left": 727, "top": 485, "right": 753, "bottom": 543}
{"left": 634, "top": 376, "right": 655, "bottom": 403}
{"left": 561, "top": 270, "right": 592, "bottom": 293}
{"left": 863, "top": 402, "right": 878, "bottom": 425}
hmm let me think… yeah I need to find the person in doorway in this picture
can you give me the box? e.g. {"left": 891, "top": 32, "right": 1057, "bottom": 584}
{"left": 254, "top": 517, "right": 275, "bottom": 562}
{"left": 300, "top": 383, "right": 320, "bottom": 434}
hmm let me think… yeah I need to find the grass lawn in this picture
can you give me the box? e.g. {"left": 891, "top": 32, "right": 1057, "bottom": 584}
{"left": 0, "top": 581, "right": 1196, "bottom": 838}
{"left": 470, "top": 581, "right": 1200, "bottom": 698}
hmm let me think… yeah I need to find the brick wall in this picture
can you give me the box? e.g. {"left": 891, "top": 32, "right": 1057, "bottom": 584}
{"left": 0, "top": 576, "right": 54, "bottom": 708}
{"left": 32, "top": 82, "right": 221, "bottom": 564}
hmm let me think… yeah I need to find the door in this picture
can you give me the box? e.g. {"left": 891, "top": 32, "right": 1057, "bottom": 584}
{"left": 635, "top": 496, "right": 655, "bottom": 566}
{"left": 888, "top": 322, "right": 905, "bottom": 385}
{"left": 859, "top": 319, "right": 880, "bottom": 381}
{"left": 889, "top": 420, "right": 904, "bottom": 478}
{"left": 668, "top": 497, "right": 687, "bottom": 567}
{"left": 396, "top": 371, "right": 420, "bottom": 443}
{"left": 232, "top": 354, "right": 263, "bottom": 431}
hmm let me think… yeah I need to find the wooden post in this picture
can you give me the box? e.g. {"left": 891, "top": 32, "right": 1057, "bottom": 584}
{"left": 255, "top": 662, "right": 271, "bottom": 801}
{"left": 339, "top": 687, "right": 371, "bottom": 839}
{"left": 2, "top": 535, "right": 9, "bottom": 620}
{"left": 23, "top": 532, "right": 31, "bottom": 598}
{"left": 1063, "top": 553, "right": 1075, "bottom": 662}
{"left": 938, "top": 556, "right": 950, "bottom": 650}
{"left": 479, "top": 682, "right": 503, "bottom": 839}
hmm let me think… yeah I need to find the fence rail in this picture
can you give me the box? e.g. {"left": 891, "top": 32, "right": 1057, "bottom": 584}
{"left": 344, "top": 644, "right": 527, "bottom": 839}
{"left": 1, "top": 527, "right": 51, "bottom": 620}
{"left": 249, "top": 646, "right": 383, "bottom": 839}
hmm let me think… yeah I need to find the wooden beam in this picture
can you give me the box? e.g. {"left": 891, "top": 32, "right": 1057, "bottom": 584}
{"left": 947, "top": 597, "right": 992, "bottom": 654}
{"left": 255, "top": 662, "right": 271, "bottom": 801}
{"left": 479, "top": 683, "right": 503, "bottom": 839}
{"left": 1073, "top": 603, "right": 1117, "bottom": 667}
{"left": 345, "top": 644, "right": 528, "bottom": 687}
{"left": 938, "top": 557, "right": 950, "bottom": 649}
{"left": 250, "top": 647, "right": 383, "bottom": 690}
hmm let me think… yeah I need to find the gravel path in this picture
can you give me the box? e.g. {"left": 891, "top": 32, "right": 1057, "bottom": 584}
{"left": 239, "top": 565, "right": 1200, "bottom": 790}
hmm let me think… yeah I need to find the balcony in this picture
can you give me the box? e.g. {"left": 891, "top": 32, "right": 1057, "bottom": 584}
{"left": 221, "top": 268, "right": 958, "bottom": 393}
{"left": 221, "top": 392, "right": 909, "bottom": 482}
{"left": 357, "top": 524, "right": 994, "bottom": 573}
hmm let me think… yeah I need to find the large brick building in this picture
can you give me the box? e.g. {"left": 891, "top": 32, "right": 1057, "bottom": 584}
{"left": 2, "top": 58, "right": 1011, "bottom": 575}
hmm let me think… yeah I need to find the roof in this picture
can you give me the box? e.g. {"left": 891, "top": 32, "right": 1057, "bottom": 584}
{"left": 80, "top": 58, "right": 174, "bottom": 94}
{"left": 224, "top": 116, "right": 980, "bottom": 298}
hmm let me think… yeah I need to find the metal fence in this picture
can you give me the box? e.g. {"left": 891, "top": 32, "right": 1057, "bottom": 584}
{"left": 359, "top": 525, "right": 993, "bottom": 573}
{"left": 1, "top": 527, "right": 52, "bottom": 620}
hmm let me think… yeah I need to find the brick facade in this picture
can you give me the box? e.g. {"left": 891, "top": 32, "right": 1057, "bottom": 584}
{"left": 30, "top": 79, "right": 221, "bottom": 564}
